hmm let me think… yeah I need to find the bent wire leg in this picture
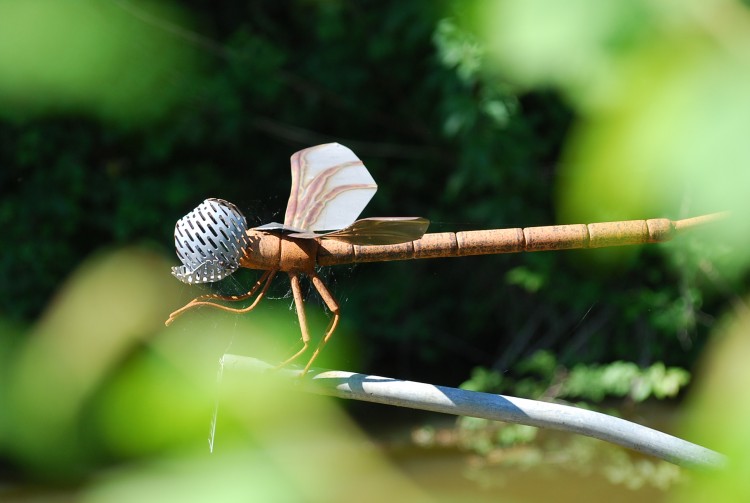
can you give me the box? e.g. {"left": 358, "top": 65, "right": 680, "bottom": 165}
{"left": 275, "top": 271, "right": 312, "bottom": 369}
{"left": 165, "top": 269, "right": 277, "bottom": 325}
{"left": 301, "top": 271, "right": 341, "bottom": 375}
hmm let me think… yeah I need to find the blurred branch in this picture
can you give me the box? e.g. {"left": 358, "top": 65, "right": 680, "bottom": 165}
{"left": 222, "top": 354, "right": 726, "bottom": 469}
{"left": 249, "top": 116, "right": 447, "bottom": 161}
{"left": 111, "top": 0, "right": 235, "bottom": 59}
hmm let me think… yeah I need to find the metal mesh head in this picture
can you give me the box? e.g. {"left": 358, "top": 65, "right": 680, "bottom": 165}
{"left": 172, "top": 198, "right": 249, "bottom": 284}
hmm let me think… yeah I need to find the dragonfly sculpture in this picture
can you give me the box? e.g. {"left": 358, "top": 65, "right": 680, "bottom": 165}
{"left": 166, "top": 143, "right": 722, "bottom": 374}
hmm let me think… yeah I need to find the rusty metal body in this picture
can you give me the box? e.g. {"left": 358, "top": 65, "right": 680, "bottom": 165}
{"left": 166, "top": 143, "right": 723, "bottom": 375}
{"left": 317, "top": 218, "right": 676, "bottom": 266}
{"left": 238, "top": 215, "right": 716, "bottom": 271}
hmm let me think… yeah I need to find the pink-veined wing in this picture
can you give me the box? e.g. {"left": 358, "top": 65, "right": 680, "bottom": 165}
{"left": 284, "top": 143, "right": 377, "bottom": 232}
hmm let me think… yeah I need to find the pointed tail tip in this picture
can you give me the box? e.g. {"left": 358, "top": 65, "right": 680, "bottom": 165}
{"left": 674, "top": 211, "right": 730, "bottom": 232}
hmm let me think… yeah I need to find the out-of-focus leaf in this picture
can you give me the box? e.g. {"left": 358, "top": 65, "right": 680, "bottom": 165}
{"left": 0, "top": 0, "right": 198, "bottom": 123}
{"left": 675, "top": 304, "right": 750, "bottom": 502}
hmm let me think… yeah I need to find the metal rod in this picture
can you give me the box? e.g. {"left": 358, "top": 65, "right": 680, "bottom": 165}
{"left": 221, "top": 354, "right": 725, "bottom": 469}
{"left": 317, "top": 213, "right": 726, "bottom": 266}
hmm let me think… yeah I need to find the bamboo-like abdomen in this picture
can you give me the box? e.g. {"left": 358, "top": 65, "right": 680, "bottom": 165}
{"left": 315, "top": 215, "right": 721, "bottom": 267}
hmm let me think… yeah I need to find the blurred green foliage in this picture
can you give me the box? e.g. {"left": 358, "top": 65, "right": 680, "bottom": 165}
{"left": 675, "top": 306, "right": 750, "bottom": 502}
{"left": 0, "top": 0, "right": 196, "bottom": 122}
{"left": 469, "top": 0, "right": 750, "bottom": 250}
{"left": 461, "top": 350, "right": 690, "bottom": 404}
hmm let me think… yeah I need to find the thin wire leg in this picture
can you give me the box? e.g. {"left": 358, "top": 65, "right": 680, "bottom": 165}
{"left": 165, "top": 270, "right": 277, "bottom": 325}
{"left": 275, "top": 272, "right": 312, "bottom": 368}
{"left": 301, "top": 271, "right": 341, "bottom": 375}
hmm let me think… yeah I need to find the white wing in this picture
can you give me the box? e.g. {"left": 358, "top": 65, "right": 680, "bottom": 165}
{"left": 283, "top": 143, "right": 377, "bottom": 232}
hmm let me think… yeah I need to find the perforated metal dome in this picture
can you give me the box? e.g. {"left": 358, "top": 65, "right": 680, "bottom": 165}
{"left": 171, "top": 198, "right": 249, "bottom": 284}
